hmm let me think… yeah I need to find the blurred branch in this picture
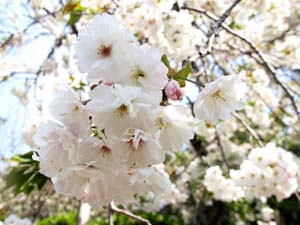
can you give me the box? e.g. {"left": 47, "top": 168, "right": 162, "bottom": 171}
{"left": 214, "top": 126, "right": 230, "bottom": 171}
{"left": 233, "top": 112, "right": 264, "bottom": 147}
{"left": 187, "top": 0, "right": 242, "bottom": 58}
{"left": 108, "top": 201, "right": 152, "bottom": 225}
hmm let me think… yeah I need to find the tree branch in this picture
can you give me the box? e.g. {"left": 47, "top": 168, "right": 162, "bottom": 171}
{"left": 108, "top": 201, "right": 151, "bottom": 225}
{"left": 214, "top": 126, "right": 230, "bottom": 171}
{"left": 191, "top": 0, "right": 242, "bottom": 57}
{"left": 183, "top": 5, "right": 300, "bottom": 126}
{"left": 233, "top": 113, "right": 264, "bottom": 147}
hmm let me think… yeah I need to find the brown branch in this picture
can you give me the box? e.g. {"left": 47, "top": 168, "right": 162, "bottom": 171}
{"left": 183, "top": 6, "right": 300, "bottom": 125}
{"left": 193, "top": 0, "right": 242, "bottom": 57}
{"left": 109, "top": 201, "right": 151, "bottom": 225}
{"left": 214, "top": 126, "right": 230, "bottom": 171}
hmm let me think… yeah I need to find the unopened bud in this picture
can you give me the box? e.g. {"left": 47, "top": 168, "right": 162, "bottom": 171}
{"left": 165, "top": 79, "right": 183, "bottom": 101}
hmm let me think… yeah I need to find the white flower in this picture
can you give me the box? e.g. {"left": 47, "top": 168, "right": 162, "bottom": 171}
{"left": 193, "top": 74, "right": 247, "bottom": 124}
{"left": 128, "top": 166, "right": 173, "bottom": 196}
{"left": 71, "top": 136, "right": 119, "bottom": 179}
{"left": 75, "top": 14, "right": 136, "bottom": 84}
{"left": 112, "top": 126, "right": 164, "bottom": 168}
{"left": 47, "top": 86, "right": 90, "bottom": 138}
{"left": 204, "top": 166, "right": 244, "bottom": 202}
{"left": 33, "top": 121, "right": 76, "bottom": 178}
{"left": 88, "top": 84, "right": 156, "bottom": 118}
{"left": 230, "top": 143, "right": 300, "bottom": 200}
{"left": 156, "top": 10, "right": 203, "bottom": 60}
{"left": 261, "top": 206, "right": 275, "bottom": 222}
{"left": 124, "top": 44, "right": 168, "bottom": 92}
{"left": 156, "top": 105, "right": 194, "bottom": 152}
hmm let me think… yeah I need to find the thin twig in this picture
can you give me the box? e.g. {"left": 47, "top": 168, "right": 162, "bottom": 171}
{"left": 109, "top": 201, "right": 152, "bottom": 225}
{"left": 233, "top": 113, "right": 264, "bottom": 147}
{"left": 214, "top": 126, "right": 230, "bottom": 171}
{"left": 185, "top": 78, "right": 205, "bottom": 87}
{"left": 194, "top": 0, "right": 242, "bottom": 57}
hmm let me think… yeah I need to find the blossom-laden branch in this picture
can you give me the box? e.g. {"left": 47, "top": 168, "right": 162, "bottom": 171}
{"left": 108, "top": 201, "right": 152, "bottom": 225}
{"left": 191, "top": 0, "right": 242, "bottom": 57}
{"left": 183, "top": 5, "right": 300, "bottom": 127}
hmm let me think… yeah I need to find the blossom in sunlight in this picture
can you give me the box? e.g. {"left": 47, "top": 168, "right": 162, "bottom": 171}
{"left": 193, "top": 74, "right": 246, "bottom": 124}
{"left": 47, "top": 86, "right": 90, "bottom": 138}
{"left": 156, "top": 105, "right": 194, "bottom": 152}
{"left": 33, "top": 13, "right": 192, "bottom": 209}
{"left": 230, "top": 143, "right": 300, "bottom": 200}
{"left": 75, "top": 14, "right": 136, "bottom": 84}
{"left": 204, "top": 166, "right": 244, "bottom": 202}
{"left": 124, "top": 44, "right": 168, "bottom": 92}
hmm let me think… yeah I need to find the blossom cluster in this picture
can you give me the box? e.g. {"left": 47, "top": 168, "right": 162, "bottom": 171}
{"left": 203, "top": 143, "right": 300, "bottom": 202}
{"left": 230, "top": 143, "right": 300, "bottom": 201}
{"left": 203, "top": 165, "right": 244, "bottom": 202}
{"left": 115, "top": 0, "right": 204, "bottom": 60}
{"left": 33, "top": 14, "right": 193, "bottom": 208}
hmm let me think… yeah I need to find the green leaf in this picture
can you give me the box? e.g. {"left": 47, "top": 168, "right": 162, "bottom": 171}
{"left": 161, "top": 54, "right": 171, "bottom": 70}
{"left": 248, "top": 13, "right": 256, "bottom": 20}
{"left": 67, "top": 9, "right": 83, "bottom": 26}
{"left": 161, "top": 54, "right": 175, "bottom": 78}
{"left": 229, "top": 21, "right": 244, "bottom": 30}
{"left": 173, "top": 63, "right": 192, "bottom": 87}
{"left": 174, "top": 63, "right": 192, "bottom": 80}
{"left": 4, "top": 151, "right": 49, "bottom": 196}
{"left": 65, "top": 1, "right": 86, "bottom": 26}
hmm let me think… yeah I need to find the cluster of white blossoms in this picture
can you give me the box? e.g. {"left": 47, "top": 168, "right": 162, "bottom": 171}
{"left": 0, "top": 215, "right": 31, "bottom": 225}
{"left": 115, "top": 0, "right": 204, "bottom": 60}
{"left": 33, "top": 14, "right": 194, "bottom": 208}
{"left": 230, "top": 143, "right": 300, "bottom": 201}
{"left": 193, "top": 74, "right": 247, "bottom": 124}
{"left": 204, "top": 143, "right": 300, "bottom": 202}
{"left": 203, "top": 166, "right": 244, "bottom": 202}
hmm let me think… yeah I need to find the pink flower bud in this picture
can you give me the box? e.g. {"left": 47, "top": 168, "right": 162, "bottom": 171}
{"left": 165, "top": 79, "right": 183, "bottom": 101}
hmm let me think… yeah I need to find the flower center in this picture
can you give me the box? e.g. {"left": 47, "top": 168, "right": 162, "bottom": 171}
{"left": 131, "top": 68, "right": 145, "bottom": 86}
{"left": 97, "top": 45, "right": 112, "bottom": 57}
{"left": 155, "top": 116, "right": 171, "bottom": 129}
{"left": 100, "top": 145, "right": 112, "bottom": 157}
{"left": 212, "top": 89, "right": 226, "bottom": 102}
{"left": 123, "top": 128, "right": 146, "bottom": 151}
{"left": 114, "top": 104, "right": 129, "bottom": 117}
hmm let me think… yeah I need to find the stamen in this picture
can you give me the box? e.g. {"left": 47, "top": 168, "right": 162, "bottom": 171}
{"left": 114, "top": 104, "right": 129, "bottom": 117}
{"left": 97, "top": 45, "right": 112, "bottom": 57}
{"left": 212, "top": 89, "right": 226, "bottom": 102}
